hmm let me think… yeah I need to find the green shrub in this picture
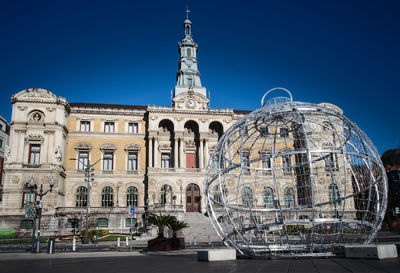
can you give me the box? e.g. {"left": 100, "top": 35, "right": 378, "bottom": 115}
{"left": 0, "top": 229, "right": 16, "bottom": 239}
{"left": 80, "top": 228, "right": 109, "bottom": 238}
{"left": 138, "top": 227, "right": 144, "bottom": 233}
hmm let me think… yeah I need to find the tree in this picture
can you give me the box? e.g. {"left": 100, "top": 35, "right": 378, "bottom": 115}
{"left": 147, "top": 214, "right": 175, "bottom": 238}
{"left": 167, "top": 218, "right": 189, "bottom": 238}
{"left": 381, "top": 148, "right": 400, "bottom": 169}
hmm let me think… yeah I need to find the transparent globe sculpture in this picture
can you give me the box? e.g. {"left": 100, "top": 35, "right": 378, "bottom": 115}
{"left": 205, "top": 88, "right": 387, "bottom": 256}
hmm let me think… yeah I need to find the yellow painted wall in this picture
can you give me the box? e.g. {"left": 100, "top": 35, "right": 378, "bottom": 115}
{"left": 66, "top": 116, "right": 146, "bottom": 171}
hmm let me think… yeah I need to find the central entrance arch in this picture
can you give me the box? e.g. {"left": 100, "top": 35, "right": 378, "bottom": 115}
{"left": 186, "top": 183, "right": 201, "bottom": 212}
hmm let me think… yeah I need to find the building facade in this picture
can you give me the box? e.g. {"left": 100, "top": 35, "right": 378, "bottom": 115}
{"left": 0, "top": 116, "right": 10, "bottom": 202}
{"left": 0, "top": 14, "right": 352, "bottom": 236}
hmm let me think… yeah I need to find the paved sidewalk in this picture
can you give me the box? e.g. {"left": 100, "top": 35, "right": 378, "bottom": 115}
{"left": 0, "top": 251, "right": 399, "bottom": 273}
{"left": 0, "top": 250, "right": 144, "bottom": 260}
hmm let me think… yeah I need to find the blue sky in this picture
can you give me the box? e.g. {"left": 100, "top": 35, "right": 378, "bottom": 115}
{"left": 0, "top": 0, "right": 399, "bottom": 154}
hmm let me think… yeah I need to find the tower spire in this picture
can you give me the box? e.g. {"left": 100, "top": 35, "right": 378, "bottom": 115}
{"left": 185, "top": 5, "right": 190, "bottom": 19}
{"left": 173, "top": 7, "right": 207, "bottom": 99}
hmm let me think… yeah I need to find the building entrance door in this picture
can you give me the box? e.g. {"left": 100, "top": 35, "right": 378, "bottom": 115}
{"left": 186, "top": 183, "right": 200, "bottom": 212}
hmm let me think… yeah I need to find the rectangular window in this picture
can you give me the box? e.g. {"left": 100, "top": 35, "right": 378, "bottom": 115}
{"left": 104, "top": 122, "right": 114, "bottom": 133}
{"left": 280, "top": 128, "right": 289, "bottom": 137}
{"left": 78, "top": 151, "right": 89, "bottom": 170}
{"left": 262, "top": 157, "right": 271, "bottom": 173}
{"left": 127, "top": 152, "right": 138, "bottom": 171}
{"left": 80, "top": 121, "right": 90, "bottom": 132}
{"left": 187, "top": 78, "right": 193, "bottom": 87}
{"left": 103, "top": 152, "right": 114, "bottom": 170}
{"left": 128, "top": 123, "right": 138, "bottom": 134}
{"left": 187, "top": 48, "right": 192, "bottom": 57}
{"left": 161, "top": 153, "right": 170, "bottom": 168}
{"left": 0, "top": 139, "right": 3, "bottom": 148}
{"left": 20, "top": 220, "right": 34, "bottom": 229}
{"left": 260, "top": 127, "right": 268, "bottom": 137}
{"left": 126, "top": 218, "right": 137, "bottom": 227}
{"left": 242, "top": 152, "right": 250, "bottom": 174}
{"left": 282, "top": 155, "right": 291, "bottom": 173}
{"left": 29, "top": 144, "right": 40, "bottom": 164}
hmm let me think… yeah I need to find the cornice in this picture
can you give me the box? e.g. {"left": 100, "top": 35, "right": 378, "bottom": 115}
{"left": 71, "top": 109, "right": 146, "bottom": 117}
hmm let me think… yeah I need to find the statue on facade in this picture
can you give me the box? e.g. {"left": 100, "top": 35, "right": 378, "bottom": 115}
{"left": 165, "top": 188, "right": 172, "bottom": 207}
{"left": 4, "top": 145, "right": 10, "bottom": 162}
{"left": 54, "top": 146, "right": 62, "bottom": 163}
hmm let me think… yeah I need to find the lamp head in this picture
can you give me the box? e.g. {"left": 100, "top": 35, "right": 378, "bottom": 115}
{"left": 49, "top": 177, "right": 56, "bottom": 187}
{"left": 28, "top": 178, "right": 36, "bottom": 187}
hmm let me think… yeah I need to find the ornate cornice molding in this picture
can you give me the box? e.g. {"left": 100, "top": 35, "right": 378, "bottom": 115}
{"left": 100, "top": 143, "right": 117, "bottom": 151}
{"left": 25, "top": 134, "right": 44, "bottom": 143}
{"left": 74, "top": 142, "right": 92, "bottom": 151}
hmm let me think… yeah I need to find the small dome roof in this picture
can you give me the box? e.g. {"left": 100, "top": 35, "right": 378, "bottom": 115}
{"left": 184, "top": 18, "right": 192, "bottom": 24}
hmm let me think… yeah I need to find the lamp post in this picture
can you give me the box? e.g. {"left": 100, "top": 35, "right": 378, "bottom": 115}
{"left": 28, "top": 177, "right": 56, "bottom": 253}
{"left": 69, "top": 157, "right": 102, "bottom": 244}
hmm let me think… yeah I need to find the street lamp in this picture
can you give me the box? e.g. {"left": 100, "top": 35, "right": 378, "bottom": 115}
{"left": 28, "top": 177, "right": 56, "bottom": 253}
{"left": 69, "top": 157, "right": 102, "bottom": 244}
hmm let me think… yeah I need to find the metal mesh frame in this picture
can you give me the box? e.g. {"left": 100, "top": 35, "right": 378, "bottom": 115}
{"left": 205, "top": 99, "right": 387, "bottom": 257}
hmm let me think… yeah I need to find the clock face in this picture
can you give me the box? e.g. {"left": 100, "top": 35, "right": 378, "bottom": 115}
{"left": 186, "top": 99, "right": 195, "bottom": 108}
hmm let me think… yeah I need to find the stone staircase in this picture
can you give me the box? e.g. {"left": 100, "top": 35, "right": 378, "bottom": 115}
{"left": 179, "top": 212, "right": 221, "bottom": 243}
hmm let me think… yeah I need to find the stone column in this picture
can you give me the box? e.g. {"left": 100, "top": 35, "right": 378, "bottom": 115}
{"left": 149, "top": 137, "right": 153, "bottom": 168}
{"left": 180, "top": 137, "right": 184, "bottom": 169}
{"left": 204, "top": 139, "right": 209, "bottom": 167}
{"left": 154, "top": 138, "right": 158, "bottom": 168}
{"left": 174, "top": 138, "right": 178, "bottom": 169}
{"left": 199, "top": 138, "right": 204, "bottom": 169}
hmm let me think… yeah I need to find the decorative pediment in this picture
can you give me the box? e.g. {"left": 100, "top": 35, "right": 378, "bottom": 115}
{"left": 74, "top": 142, "right": 92, "bottom": 151}
{"left": 172, "top": 91, "right": 209, "bottom": 111}
{"left": 124, "top": 144, "right": 141, "bottom": 151}
{"left": 25, "top": 134, "right": 44, "bottom": 143}
{"left": 12, "top": 88, "right": 57, "bottom": 101}
{"left": 100, "top": 143, "right": 117, "bottom": 151}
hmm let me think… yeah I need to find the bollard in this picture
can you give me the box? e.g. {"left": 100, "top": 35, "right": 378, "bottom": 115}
{"left": 125, "top": 236, "right": 129, "bottom": 246}
{"left": 193, "top": 236, "right": 197, "bottom": 246}
{"left": 117, "top": 237, "right": 120, "bottom": 247}
{"left": 208, "top": 234, "right": 211, "bottom": 245}
{"left": 72, "top": 237, "right": 76, "bottom": 251}
{"left": 47, "top": 239, "right": 54, "bottom": 254}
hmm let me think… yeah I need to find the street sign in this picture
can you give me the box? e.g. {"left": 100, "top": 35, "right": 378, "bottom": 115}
{"left": 25, "top": 202, "right": 36, "bottom": 219}
{"left": 129, "top": 205, "right": 135, "bottom": 216}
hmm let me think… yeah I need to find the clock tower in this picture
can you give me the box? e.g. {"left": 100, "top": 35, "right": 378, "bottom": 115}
{"left": 173, "top": 7, "right": 207, "bottom": 100}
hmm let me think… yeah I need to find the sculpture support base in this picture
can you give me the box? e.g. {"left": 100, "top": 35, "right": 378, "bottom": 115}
{"left": 197, "top": 248, "right": 236, "bottom": 261}
{"left": 345, "top": 244, "right": 398, "bottom": 259}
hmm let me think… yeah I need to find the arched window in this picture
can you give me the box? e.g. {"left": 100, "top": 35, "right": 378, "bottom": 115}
{"left": 213, "top": 185, "right": 227, "bottom": 203}
{"left": 284, "top": 187, "right": 295, "bottom": 207}
{"left": 126, "top": 186, "right": 138, "bottom": 207}
{"left": 161, "top": 184, "right": 172, "bottom": 205}
{"left": 329, "top": 183, "right": 341, "bottom": 205}
{"left": 101, "top": 186, "right": 114, "bottom": 207}
{"left": 96, "top": 218, "right": 108, "bottom": 228}
{"left": 241, "top": 187, "right": 253, "bottom": 207}
{"left": 22, "top": 183, "right": 36, "bottom": 207}
{"left": 263, "top": 187, "right": 274, "bottom": 207}
{"left": 75, "top": 186, "right": 88, "bottom": 207}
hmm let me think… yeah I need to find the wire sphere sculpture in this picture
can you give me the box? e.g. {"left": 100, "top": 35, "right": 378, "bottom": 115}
{"left": 205, "top": 88, "right": 387, "bottom": 257}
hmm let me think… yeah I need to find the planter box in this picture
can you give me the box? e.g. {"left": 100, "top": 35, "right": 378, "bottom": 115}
{"left": 147, "top": 237, "right": 185, "bottom": 251}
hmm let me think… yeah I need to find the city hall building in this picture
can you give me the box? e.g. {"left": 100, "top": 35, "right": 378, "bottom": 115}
{"left": 0, "top": 15, "right": 351, "bottom": 236}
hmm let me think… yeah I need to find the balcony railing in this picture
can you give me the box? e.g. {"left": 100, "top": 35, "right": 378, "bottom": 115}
{"left": 148, "top": 167, "right": 203, "bottom": 173}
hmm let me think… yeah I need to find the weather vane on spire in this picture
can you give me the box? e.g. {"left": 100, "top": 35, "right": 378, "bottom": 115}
{"left": 185, "top": 4, "right": 190, "bottom": 19}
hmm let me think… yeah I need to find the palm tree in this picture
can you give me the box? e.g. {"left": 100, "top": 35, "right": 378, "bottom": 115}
{"left": 147, "top": 214, "right": 175, "bottom": 238}
{"left": 167, "top": 218, "right": 189, "bottom": 238}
